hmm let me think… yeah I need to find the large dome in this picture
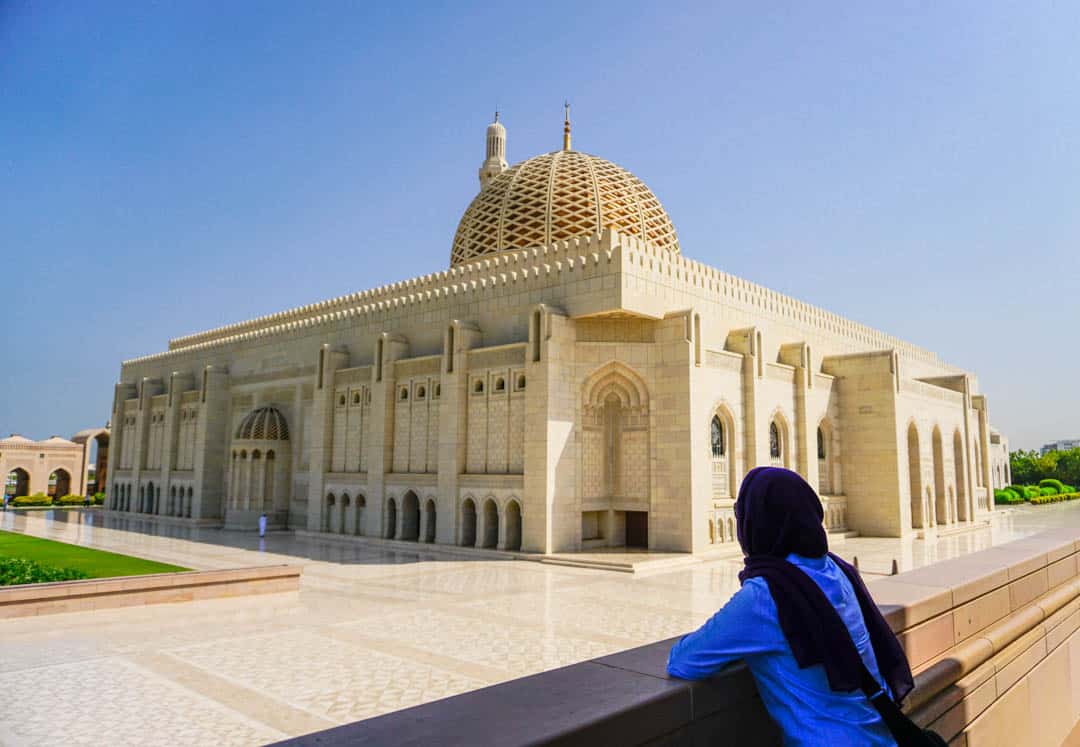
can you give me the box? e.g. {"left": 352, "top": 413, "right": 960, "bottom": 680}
{"left": 450, "top": 150, "right": 680, "bottom": 266}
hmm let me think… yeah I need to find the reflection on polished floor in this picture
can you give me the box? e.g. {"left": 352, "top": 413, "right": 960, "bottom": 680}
{"left": 0, "top": 504, "right": 1074, "bottom": 746}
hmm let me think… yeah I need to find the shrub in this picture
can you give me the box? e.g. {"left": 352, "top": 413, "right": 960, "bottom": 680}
{"left": 995, "top": 489, "right": 1025, "bottom": 505}
{"left": 1064, "top": 485, "right": 1077, "bottom": 495}
{"left": 0, "top": 557, "right": 88, "bottom": 586}
{"left": 1008, "top": 485, "right": 1037, "bottom": 500}
{"left": 1041, "top": 486, "right": 1059, "bottom": 497}
{"left": 56, "top": 494, "right": 86, "bottom": 506}
{"left": 12, "top": 493, "right": 51, "bottom": 507}
{"left": 1029, "top": 491, "right": 1080, "bottom": 505}
{"left": 1040, "top": 479, "right": 1066, "bottom": 493}
{"left": 92, "top": 492, "right": 106, "bottom": 505}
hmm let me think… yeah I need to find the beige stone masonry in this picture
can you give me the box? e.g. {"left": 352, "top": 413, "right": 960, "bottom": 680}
{"left": 866, "top": 529, "right": 1080, "bottom": 746}
{"left": 0, "top": 565, "right": 300, "bottom": 619}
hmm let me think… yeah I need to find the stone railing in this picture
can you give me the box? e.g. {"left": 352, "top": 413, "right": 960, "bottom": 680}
{"left": 274, "top": 529, "right": 1080, "bottom": 746}
{"left": 822, "top": 495, "right": 847, "bottom": 531}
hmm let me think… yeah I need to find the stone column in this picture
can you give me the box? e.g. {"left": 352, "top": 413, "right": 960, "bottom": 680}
{"left": 108, "top": 382, "right": 136, "bottom": 509}
{"left": 133, "top": 377, "right": 163, "bottom": 512}
{"left": 305, "top": 345, "right": 350, "bottom": 532}
{"left": 361, "top": 333, "right": 406, "bottom": 537}
{"left": 523, "top": 306, "right": 577, "bottom": 553}
{"left": 726, "top": 328, "right": 759, "bottom": 471}
{"left": 193, "top": 365, "right": 229, "bottom": 520}
{"left": 780, "top": 342, "right": 812, "bottom": 483}
{"left": 436, "top": 320, "right": 480, "bottom": 545}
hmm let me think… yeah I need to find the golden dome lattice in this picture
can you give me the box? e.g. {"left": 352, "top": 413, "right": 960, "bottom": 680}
{"left": 451, "top": 150, "right": 679, "bottom": 266}
{"left": 235, "top": 407, "right": 289, "bottom": 441}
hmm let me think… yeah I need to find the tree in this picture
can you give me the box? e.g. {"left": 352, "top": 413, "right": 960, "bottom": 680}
{"left": 1057, "top": 449, "right": 1080, "bottom": 487}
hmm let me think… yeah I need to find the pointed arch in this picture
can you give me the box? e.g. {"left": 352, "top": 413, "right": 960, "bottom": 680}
{"left": 907, "top": 422, "right": 925, "bottom": 529}
{"left": 768, "top": 410, "right": 791, "bottom": 468}
{"left": 709, "top": 401, "right": 737, "bottom": 498}
{"left": 817, "top": 417, "right": 835, "bottom": 495}
{"left": 582, "top": 361, "right": 649, "bottom": 411}
{"left": 953, "top": 429, "right": 968, "bottom": 521}
{"left": 932, "top": 425, "right": 946, "bottom": 526}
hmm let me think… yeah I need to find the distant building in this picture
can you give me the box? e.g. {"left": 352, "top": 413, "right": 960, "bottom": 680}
{"left": 1041, "top": 439, "right": 1080, "bottom": 456}
{"left": 1, "top": 427, "right": 109, "bottom": 498}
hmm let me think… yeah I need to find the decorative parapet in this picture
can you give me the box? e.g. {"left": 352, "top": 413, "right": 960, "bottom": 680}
{"left": 128, "top": 228, "right": 951, "bottom": 371}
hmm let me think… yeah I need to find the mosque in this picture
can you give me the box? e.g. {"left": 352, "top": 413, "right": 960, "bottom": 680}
{"left": 105, "top": 110, "right": 1012, "bottom": 552}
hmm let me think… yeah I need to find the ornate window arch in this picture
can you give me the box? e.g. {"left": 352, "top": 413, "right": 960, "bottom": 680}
{"left": 711, "top": 416, "right": 726, "bottom": 458}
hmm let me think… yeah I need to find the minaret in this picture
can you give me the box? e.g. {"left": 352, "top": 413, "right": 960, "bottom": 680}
{"left": 478, "top": 111, "right": 508, "bottom": 190}
{"left": 563, "top": 102, "right": 571, "bottom": 151}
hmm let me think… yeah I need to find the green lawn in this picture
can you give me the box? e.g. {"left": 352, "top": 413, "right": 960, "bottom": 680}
{"left": 0, "top": 531, "right": 189, "bottom": 579}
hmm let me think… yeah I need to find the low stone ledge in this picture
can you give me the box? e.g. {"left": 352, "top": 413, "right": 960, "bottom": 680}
{"left": 276, "top": 529, "right": 1080, "bottom": 746}
{"left": 0, "top": 565, "right": 300, "bottom": 618}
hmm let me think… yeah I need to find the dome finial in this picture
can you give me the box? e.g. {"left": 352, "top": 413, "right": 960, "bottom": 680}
{"left": 563, "top": 101, "right": 571, "bottom": 151}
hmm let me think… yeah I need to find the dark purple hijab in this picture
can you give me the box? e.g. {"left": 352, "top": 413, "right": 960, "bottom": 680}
{"left": 736, "top": 467, "right": 914, "bottom": 702}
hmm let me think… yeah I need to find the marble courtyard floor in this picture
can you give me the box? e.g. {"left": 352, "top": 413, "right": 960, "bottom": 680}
{"left": 1, "top": 504, "right": 1079, "bottom": 746}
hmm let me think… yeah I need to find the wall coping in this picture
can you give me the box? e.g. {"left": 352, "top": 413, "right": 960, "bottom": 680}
{"left": 271, "top": 529, "right": 1080, "bottom": 746}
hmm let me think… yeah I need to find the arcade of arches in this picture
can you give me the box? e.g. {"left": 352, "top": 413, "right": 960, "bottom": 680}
{"left": 105, "top": 112, "right": 1013, "bottom": 552}
{"left": 2, "top": 429, "right": 108, "bottom": 500}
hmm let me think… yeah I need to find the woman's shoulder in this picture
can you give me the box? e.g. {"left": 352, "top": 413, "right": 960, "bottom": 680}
{"left": 735, "top": 576, "right": 781, "bottom": 617}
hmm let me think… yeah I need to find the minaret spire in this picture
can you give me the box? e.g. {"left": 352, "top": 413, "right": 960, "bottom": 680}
{"left": 478, "top": 111, "right": 508, "bottom": 190}
{"left": 563, "top": 101, "right": 571, "bottom": 151}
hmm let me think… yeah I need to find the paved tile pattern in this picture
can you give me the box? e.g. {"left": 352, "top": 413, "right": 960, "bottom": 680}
{"left": 0, "top": 657, "right": 283, "bottom": 747}
{"left": 0, "top": 504, "right": 1072, "bottom": 745}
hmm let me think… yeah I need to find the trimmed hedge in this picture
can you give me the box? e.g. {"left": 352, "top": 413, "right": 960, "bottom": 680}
{"left": 0, "top": 557, "right": 89, "bottom": 586}
{"left": 56, "top": 494, "right": 86, "bottom": 506}
{"left": 92, "top": 492, "right": 106, "bottom": 505}
{"left": 1031, "top": 492, "right": 1080, "bottom": 505}
{"left": 1040, "top": 486, "right": 1059, "bottom": 497}
{"left": 1040, "top": 479, "right": 1066, "bottom": 493}
{"left": 11, "top": 494, "right": 51, "bottom": 507}
{"left": 995, "top": 489, "right": 1025, "bottom": 505}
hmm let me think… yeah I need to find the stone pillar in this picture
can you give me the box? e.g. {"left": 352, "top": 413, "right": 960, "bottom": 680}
{"left": 306, "top": 345, "right": 350, "bottom": 532}
{"left": 780, "top": 342, "right": 813, "bottom": 483}
{"left": 523, "top": 305, "right": 575, "bottom": 553}
{"left": 193, "top": 365, "right": 229, "bottom": 520}
{"left": 726, "top": 328, "right": 759, "bottom": 471}
{"left": 362, "top": 334, "right": 408, "bottom": 538}
{"left": 108, "top": 382, "right": 136, "bottom": 509}
{"left": 436, "top": 320, "right": 480, "bottom": 545}
{"left": 133, "top": 377, "right": 163, "bottom": 512}
{"left": 974, "top": 396, "right": 993, "bottom": 514}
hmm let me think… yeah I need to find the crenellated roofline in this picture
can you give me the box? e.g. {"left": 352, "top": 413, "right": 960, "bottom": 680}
{"left": 127, "top": 229, "right": 951, "bottom": 370}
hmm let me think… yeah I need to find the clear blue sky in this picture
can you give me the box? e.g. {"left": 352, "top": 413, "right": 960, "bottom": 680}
{"left": 2, "top": 2, "right": 1077, "bottom": 450}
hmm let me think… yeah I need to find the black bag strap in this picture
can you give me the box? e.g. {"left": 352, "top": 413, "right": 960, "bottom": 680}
{"left": 855, "top": 656, "right": 946, "bottom": 747}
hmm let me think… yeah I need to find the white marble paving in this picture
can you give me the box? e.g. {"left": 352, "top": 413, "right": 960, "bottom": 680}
{"left": 0, "top": 503, "right": 1072, "bottom": 745}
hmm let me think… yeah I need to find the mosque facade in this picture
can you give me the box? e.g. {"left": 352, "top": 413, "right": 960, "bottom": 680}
{"left": 105, "top": 112, "right": 1011, "bottom": 552}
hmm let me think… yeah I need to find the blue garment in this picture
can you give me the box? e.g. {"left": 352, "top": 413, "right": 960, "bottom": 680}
{"left": 667, "top": 554, "right": 895, "bottom": 747}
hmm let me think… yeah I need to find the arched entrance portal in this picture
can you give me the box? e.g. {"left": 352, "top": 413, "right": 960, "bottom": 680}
{"left": 384, "top": 498, "right": 398, "bottom": 539}
{"left": 49, "top": 469, "right": 71, "bottom": 498}
{"left": 953, "top": 430, "right": 968, "bottom": 521}
{"left": 5, "top": 468, "right": 29, "bottom": 498}
{"left": 460, "top": 498, "right": 477, "bottom": 547}
{"left": 401, "top": 492, "right": 420, "bottom": 541}
{"left": 481, "top": 499, "right": 499, "bottom": 549}
{"left": 354, "top": 494, "right": 366, "bottom": 536}
{"left": 423, "top": 499, "right": 436, "bottom": 543}
{"left": 504, "top": 500, "right": 522, "bottom": 551}
{"left": 932, "top": 427, "right": 947, "bottom": 526}
{"left": 907, "top": 424, "right": 925, "bottom": 529}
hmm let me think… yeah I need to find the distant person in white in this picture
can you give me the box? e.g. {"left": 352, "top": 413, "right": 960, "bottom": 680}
{"left": 258, "top": 513, "right": 267, "bottom": 538}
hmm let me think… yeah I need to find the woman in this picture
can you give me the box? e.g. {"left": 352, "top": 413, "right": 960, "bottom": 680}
{"left": 667, "top": 467, "right": 916, "bottom": 746}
